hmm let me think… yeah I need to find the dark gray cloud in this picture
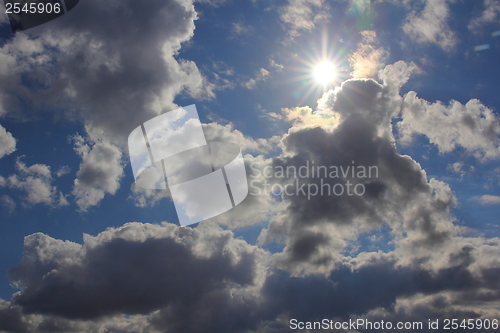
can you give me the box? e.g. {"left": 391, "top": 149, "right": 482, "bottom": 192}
{"left": 258, "top": 78, "right": 455, "bottom": 273}
{"left": 8, "top": 222, "right": 266, "bottom": 320}
{"left": 1, "top": 225, "right": 500, "bottom": 333}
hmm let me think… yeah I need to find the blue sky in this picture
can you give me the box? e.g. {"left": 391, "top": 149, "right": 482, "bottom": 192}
{"left": 0, "top": 0, "right": 499, "bottom": 332}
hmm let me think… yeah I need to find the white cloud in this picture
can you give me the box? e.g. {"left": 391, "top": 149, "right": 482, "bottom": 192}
{"left": 0, "top": 123, "right": 16, "bottom": 159}
{"left": 243, "top": 68, "right": 270, "bottom": 89}
{"left": 279, "top": 0, "right": 329, "bottom": 36}
{"left": 232, "top": 22, "right": 253, "bottom": 36}
{"left": 470, "top": 195, "right": 500, "bottom": 205}
{"left": 3, "top": 160, "right": 67, "bottom": 207}
{"left": 55, "top": 165, "right": 71, "bottom": 177}
{"left": 71, "top": 134, "right": 123, "bottom": 211}
{"left": 469, "top": 0, "right": 500, "bottom": 31}
{"left": 349, "top": 31, "right": 389, "bottom": 79}
{"left": 0, "top": 195, "right": 16, "bottom": 214}
{"left": 398, "top": 92, "right": 500, "bottom": 160}
{"left": 402, "top": 0, "right": 456, "bottom": 51}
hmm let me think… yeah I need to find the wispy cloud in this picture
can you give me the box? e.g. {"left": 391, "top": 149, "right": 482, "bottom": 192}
{"left": 470, "top": 195, "right": 500, "bottom": 205}
{"left": 279, "top": 0, "right": 329, "bottom": 36}
{"left": 402, "top": 0, "right": 456, "bottom": 51}
{"left": 469, "top": 0, "right": 500, "bottom": 31}
{"left": 243, "top": 68, "right": 270, "bottom": 89}
{"left": 349, "top": 30, "right": 389, "bottom": 79}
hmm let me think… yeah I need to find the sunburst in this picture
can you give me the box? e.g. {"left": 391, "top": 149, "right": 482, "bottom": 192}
{"left": 284, "top": 29, "right": 350, "bottom": 106}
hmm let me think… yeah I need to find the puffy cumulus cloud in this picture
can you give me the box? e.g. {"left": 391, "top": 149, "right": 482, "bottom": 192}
{"left": 468, "top": 0, "right": 500, "bottom": 31}
{"left": 1, "top": 159, "right": 68, "bottom": 207}
{"left": 255, "top": 78, "right": 459, "bottom": 273}
{"left": 261, "top": 239, "right": 500, "bottom": 327}
{"left": 349, "top": 30, "right": 389, "bottom": 79}
{"left": 378, "top": 60, "right": 421, "bottom": 94}
{"left": 244, "top": 62, "right": 494, "bottom": 275}
{"left": 0, "top": 0, "right": 215, "bottom": 210}
{"left": 2, "top": 224, "right": 500, "bottom": 332}
{"left": 71, "top": 134, "right": 123, "bottom": 211}
{"left": 398, "top": 92, "right": 500, "bottom": 160}
{"left": 2, "top": 222, "right": 269, "bottom": 331}
{"left": 0, "top": 123, "right": 16, "bottom": 159}
{"left": 279, "top": 0, "right": 329, "bottom": 36}
{"left": 402, "top": 0, "right": 456, "bottom": 51}
{"left": 0, "top": 0, "right": 211, "bottom": 140}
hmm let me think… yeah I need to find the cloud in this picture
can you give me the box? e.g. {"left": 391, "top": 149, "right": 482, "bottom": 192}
{"left": 7, "top": 223, "right": 267, "bottom": 323}
{"left": 398, "top": 92, "right": 500, "bottom": 160}
{"left": 71, "top": 134, "right": 123, "bottom": 211}
{"left": 232, "top": 22, "right": 253, "bottom": 36}
{"left": 195, "top": 0, "right": 229, "bottom": 6}
{"left": 349, "top": 30, "right": 389, "bottom": 79}
{"left": 1, "top": 159, "right": 68, "bottom": 207}
{"left": 402, "top": 0, "right": 456, "bottom": 51}
{"left": 255, "top": 78, "right": 459, "bottom": 273}
{"left": 0, "top": 0, "right": 211, "bottom": 140}
{"left": 0, "top": 0, "right": 216, "bottom": 209}
{"left": 2, "top": 223, "right": 500, "bottom": 332}
{"left": 470, "top": 195, "right": 500, "bottom": 205}
{"left": 0, "top": 194, "right": 16, "bottom": 214}
{"left": 469, "top": 0, "right": 500, "bottom": 31}
{"left": 279, "top": 0, "right": 329, "bottom": 36}
{"left": 0, "top": 123, "right": 16, "bottom": 159}
{"left": 244, "top": 68, "right": 270, "bottom": 89}
{"left": 55, "top": 165, "right": 71, "bottom": 178}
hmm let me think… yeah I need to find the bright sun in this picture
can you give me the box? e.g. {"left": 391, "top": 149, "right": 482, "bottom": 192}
{"left": 313, "top": 61, "right": 336, "bottom": 84}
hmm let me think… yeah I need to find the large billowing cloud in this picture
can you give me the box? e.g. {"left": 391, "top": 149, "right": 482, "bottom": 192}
{"left": 0, "top": 0, "right": 213, "bottom": 209}
{"left": 2, "top": 222, "right": 269, "bottom": 332}
{"left": 0, "top": 0, "right": 210, "bottom": 138}
{"left": 257, "top": 78, "right": 456, "bottom": 273}
{"left": 1, "top": 223, "right": 499, "bottom": 332}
